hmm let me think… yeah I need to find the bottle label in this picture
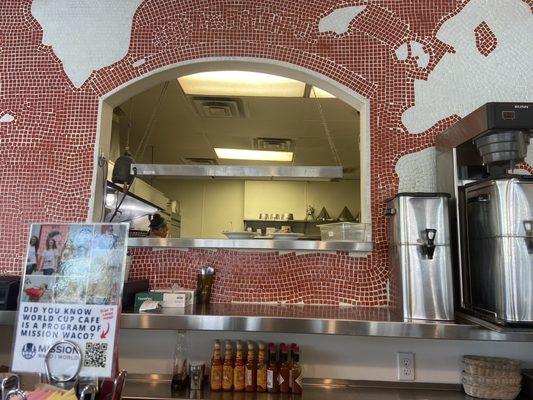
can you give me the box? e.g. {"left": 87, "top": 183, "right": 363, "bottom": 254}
{"left": 267, "top": 370, "right": 274, "bottom": 389}
{"left": 246, "top": 369, "right": 253, "bottom": 385}
{"left": 295, "top": 374, "right": 303, "bottom": 386}
{"left": 210, "top": 366, "right": 222, "bottom": 390}
{"left": 222, "top": 365, "right": 233, "bottom": 389}
{"left": 277, "top": 373, "right": 284, "bottom": 385}
{"left": 234, "top": 365, "right": 245, "bottom": 390}
{"left": 289, "top": 370, "right": 293, "bottom": 388}
{"left": 257, "top": 368, "right": 267, "bottom": 389}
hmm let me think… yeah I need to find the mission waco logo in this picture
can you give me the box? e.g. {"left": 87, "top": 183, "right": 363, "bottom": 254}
{"left": 21, "top": 343, "right": 36, "bottom": 359}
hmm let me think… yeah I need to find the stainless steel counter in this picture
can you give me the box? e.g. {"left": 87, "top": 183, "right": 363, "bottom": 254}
{"left": 3, "top": 304, "right": 533, "bottom": 341}
{"left": 123, "top": 375, "right": 469, "bottom": 400}
{"left": 127, "top": 238, "right": 372, "bottom": 252}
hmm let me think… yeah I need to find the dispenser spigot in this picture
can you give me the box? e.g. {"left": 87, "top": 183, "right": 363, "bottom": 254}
{"left": 423, "top": 228, "right": 437, "bottom": 259}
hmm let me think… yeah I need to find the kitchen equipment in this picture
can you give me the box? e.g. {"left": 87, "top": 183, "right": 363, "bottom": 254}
{"left": 271, "top": 232, "right": 304, "bottom": 240}
{"left": 269, "top": 213, "right": 281, "bottom": 220}
{"left": 316, "top": 207, "right": 330, "bottom": 221}
{"left": 259, "top": 213, "right": 268, "bottom": 220}
{"left": 436, "top": 102, "right": 533, "bottom": 325}
{"left": 0, "top": 277, "right": 20, "bottom": 311}
{"left": 464, "top": 176, "right": 533, "bottom": 323}
{"left": 222, "top": 231, "right": 256, "bottom": 239}
{"left": 318, "top": 222, "right": 369, "bottom": 242}
{"left": 385, "top": 193, "right": 454, "bottom": 321}
{"left": 281, "top": 213, "right": 294, "bottom": 220}
{"left": 337, "top": 206, "right": 355, "bottom": 221}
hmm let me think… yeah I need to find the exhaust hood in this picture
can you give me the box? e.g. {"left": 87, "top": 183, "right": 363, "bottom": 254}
{"left": 132, "top": 164, "right": 343, "bottom": 181}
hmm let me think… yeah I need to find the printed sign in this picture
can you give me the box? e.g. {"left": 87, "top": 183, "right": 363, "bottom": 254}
{"left": 12, "top": 223, "right": 129, "bottom": 378}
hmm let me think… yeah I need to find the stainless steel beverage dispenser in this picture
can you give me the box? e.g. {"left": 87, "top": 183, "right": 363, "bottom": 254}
{"left": 386, "top": 193, "right": 455, "bottom": 321}
{"left": 436, "top": 102, "right": 533, "bottom": 325}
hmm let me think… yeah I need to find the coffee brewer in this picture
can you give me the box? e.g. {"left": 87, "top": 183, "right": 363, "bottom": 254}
{"left": 436, "top": 102, "right": 533, "bottom": 325}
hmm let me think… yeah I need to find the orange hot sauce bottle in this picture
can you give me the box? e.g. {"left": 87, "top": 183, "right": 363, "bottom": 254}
{"left": 266, "top": 343, "right": 279, "bottom": 393}
{"left": 233, "top": 341, "right": 246, "bottom": 392}
{"left": 256, "top": 342, "right": 267, "bottom": 392}
{"left": 244, "top": 341, "right": 257, "bottom": 392}
{"left": 210, "top": 340, "right": 223, "bottom": 392}
{"left": 222, "top": 341, "right": 234, "bottom": 391}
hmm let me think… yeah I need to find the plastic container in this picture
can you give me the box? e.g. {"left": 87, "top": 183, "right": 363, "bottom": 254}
{"left": 318, "top": 222, "right": 369, "bottom": 241}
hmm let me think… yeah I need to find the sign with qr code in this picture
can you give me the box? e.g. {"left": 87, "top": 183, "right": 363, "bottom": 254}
{"left": 11, "top": 223, "right": 129, "bottom": 378}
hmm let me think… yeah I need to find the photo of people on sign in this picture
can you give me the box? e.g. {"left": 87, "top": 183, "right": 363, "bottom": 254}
{"left": 13, "top": 223, "right": 129, "bottom": 379}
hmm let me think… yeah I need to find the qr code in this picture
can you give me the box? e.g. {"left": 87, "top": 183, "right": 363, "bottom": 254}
{"left": 84, "top": 342, "right": 108, "bottom": 368}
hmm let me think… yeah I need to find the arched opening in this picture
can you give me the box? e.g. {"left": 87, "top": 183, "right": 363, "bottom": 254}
{"left": 89, "top": 58, "right": 371, "bottom": 241}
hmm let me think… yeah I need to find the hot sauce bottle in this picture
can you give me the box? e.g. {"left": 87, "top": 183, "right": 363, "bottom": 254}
{"left": 266, "top": 343, "right": 279, "bottom": 393}
{"left": 290, "top": 344, "right": 303, "bottom": 394}
{"left": 256, "top": 342, "right": 267, "bottom": 392}
{"left": 222, "top": 341, "right": 234, "bottom": 391}
{"left": 278, "top": 343, "right": 290, "bottom": 393}
{"left": 233, "top": 341, "right": 246, "bottom": 392}
{"left": 244, "top": 341, "right": 257, "bottom": 392}
{"left": 210, "top": 340, "right": 223, "bottom": 392}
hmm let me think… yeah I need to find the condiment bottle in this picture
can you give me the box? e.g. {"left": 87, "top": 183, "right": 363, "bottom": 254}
{"left": 245, "top": 341, "right": 257, "bottom": 392}
{"left": 256, "top": 342, "right": 267, "bottom": 392}
{"left": 290, "top": 343, "right": 302, "bottom": 394}
{"left": 233, "top": 341, "right": 245, "bottom": 392}
{"left": 278, "top": 343, "right": 290, "bottom": 393}
{"left": 171, "top": 332, "right": 188, "bottom": 392}
{"left": 266, "top": 343, "right": 279, "bottom": 393}
{"left": 222, "top": 341, "right": 234, "bottom": 391}
{"left": 210, "top": 340, "right": 223, "bottom": 392}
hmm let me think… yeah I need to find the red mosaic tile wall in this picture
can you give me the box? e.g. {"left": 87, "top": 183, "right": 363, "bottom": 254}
{"left": 0, "top": 1, "right": 530, "bottom": 305}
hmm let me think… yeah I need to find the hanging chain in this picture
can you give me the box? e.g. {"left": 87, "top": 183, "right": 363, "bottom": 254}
{"left": 135, "top": 81, "right": 170, "bottom": 160}
{"left": 311, "top": 86, "right": 342, "bottom": 167}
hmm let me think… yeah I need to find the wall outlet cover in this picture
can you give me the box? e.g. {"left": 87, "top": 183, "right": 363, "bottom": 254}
{"left": 397, "top": 352, "right": 415, "bottom": 381}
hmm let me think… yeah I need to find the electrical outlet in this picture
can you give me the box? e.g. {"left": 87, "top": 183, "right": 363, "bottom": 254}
{"left": 397, "top": 352, "right": 415, "bottom": 381}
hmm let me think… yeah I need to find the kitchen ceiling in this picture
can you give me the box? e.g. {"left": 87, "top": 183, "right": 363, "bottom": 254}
{"left": 116, "top": 75, "right": 360, "bottom": 178}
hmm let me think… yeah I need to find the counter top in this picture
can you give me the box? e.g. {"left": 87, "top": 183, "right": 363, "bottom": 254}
{"left": 3, "top": 304, "right": 532, "bottom": 341}
{"left": 119, "top": 304, "right": 533, "bottom": 341}
{"left": 122, "top": 375, "right": 470, "bottom": 400}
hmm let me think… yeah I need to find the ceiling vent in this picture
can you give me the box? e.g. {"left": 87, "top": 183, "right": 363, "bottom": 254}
{"left": 182, "top": 157, "right": 219, "bottom": 165}
{"left": 253, "top": 137, "right": 294, "bottom": 152}
{"left": 191, "top": 97, "right": 245, "bottom": 118}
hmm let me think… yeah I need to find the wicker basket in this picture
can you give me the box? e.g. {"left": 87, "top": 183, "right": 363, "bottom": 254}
{"left": 462, "top": 371, "right": 522, "bottom": 387}
{"left": 463, "top": 355, "right": 521, "bottom": 377}
{"left": 463, "top": 383, "right": 521, "bottom": 400}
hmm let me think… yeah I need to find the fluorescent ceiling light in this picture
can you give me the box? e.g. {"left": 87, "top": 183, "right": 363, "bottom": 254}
{"left": 310, "top": 86, "right": 335, "bottom": 98}
{"left": 214, "top": 148, "right": 294, "bottom": 162}
{"left": 178, "top": 71, "right": 306, "bottom": 97}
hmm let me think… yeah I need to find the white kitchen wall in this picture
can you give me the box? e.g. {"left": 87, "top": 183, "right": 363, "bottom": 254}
{"left": 155, "top": 179, "right": 361, "bottom": 238}
{"left": 116, "top": 329, "right": 533, "bottom": 384}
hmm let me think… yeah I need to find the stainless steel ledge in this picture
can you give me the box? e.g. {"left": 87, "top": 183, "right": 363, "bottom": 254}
{"left": 128, "top": 238, "right": 373, "bottom": 252}
{"left": 120, "top": 304, "right": 533, "bottom": 342}
{"left": 132, "top": 164, "right": 343, "bottom": 181}
{"left": 2, "top": 306, "right": 533, "bottom": 341}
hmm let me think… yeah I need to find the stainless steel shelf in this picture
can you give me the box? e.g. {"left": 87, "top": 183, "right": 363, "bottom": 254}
{"left": 127, "top": 238, "right": 373, "bottom": 252}
{"left": 3, "top": 305, "right": 533, "bottom": 341}
{"left": 132, "top": 164, "right": 343, "bottom": 181}
{"left": 121, "top": 304, "right": 533, "bottom": 342}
